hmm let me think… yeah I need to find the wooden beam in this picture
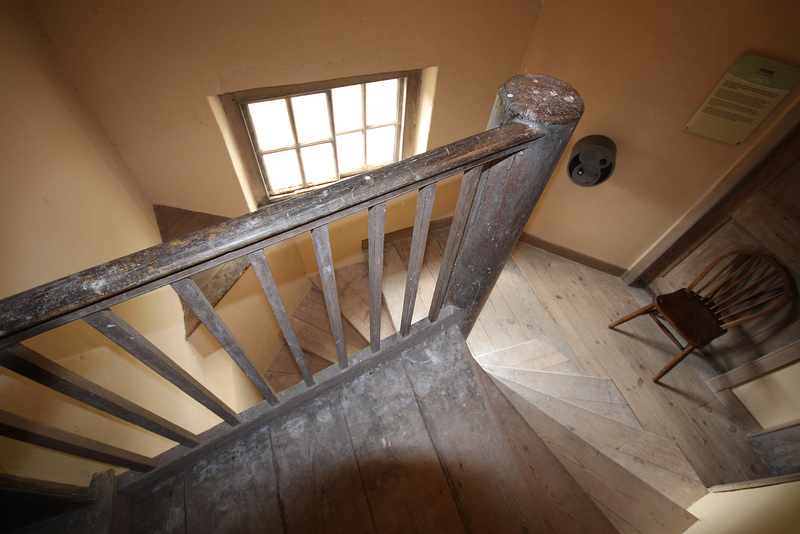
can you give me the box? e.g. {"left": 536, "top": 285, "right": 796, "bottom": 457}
{"left": 0, "top": 344, "right": 200, "bottom": 447}
{"left": 171, "top": 278, "right": 279, "bottom": 405}
{"left": 0, "top": 472, "right": 98, "bottom": 504}
{"left": 311, "top": 225, "right": 347, "bottom": 368}
{"left": 247, "top": 250, "right": 314, "bottom": 386}
{"left": 430, "top": 168, "right": 481, "bottom": 322}
{"left": 400, "top": 183, "right": 437, "bottom": 336}
{"left": 368, "top": 202, "right": 387, "bottom": 352}
{"left": 0, "top": 409, "right": 156, "bottom": 472}
{"left": 84, "top": 309, "right": 241, "bottom": 425}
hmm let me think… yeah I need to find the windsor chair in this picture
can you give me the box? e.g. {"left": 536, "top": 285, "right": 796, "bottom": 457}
{"left": 609, "top": 250, "right": 792, "bottom": 383}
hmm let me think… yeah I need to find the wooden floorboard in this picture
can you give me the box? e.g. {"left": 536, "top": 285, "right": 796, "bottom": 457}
{"left": 269, "top": 397, "right": 376, "bottom": 534}
{"left": 510, "top": 243, "right": 771, "bottom": 486}
{"left": 495, "top": 376, "right": 706, "bottom": 508}
{"left": 493, "top": 377, "right": 698, "bottom": 534}
{"left": 126, "top": 324, "right": 619, "bottom": 533}
{"left": 339, "top": 359, "right": 466, "bottom": 533}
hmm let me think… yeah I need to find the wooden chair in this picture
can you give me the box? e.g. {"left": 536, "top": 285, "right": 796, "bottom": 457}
{"left": 609, "top": 250, "right": 792, "bottom": 383}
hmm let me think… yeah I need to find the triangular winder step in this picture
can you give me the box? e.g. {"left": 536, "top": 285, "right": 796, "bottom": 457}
{"left": 474, "top": 339, "right": 584, "bottom": 375}
{"left": 482, "top": 365, "right": 642, "bottom": 429}
{"left": 492, "top": 374, "right": 707, "bottom": 509}
{"left": 491, "top": 377, "right": 699, "bottom": 534}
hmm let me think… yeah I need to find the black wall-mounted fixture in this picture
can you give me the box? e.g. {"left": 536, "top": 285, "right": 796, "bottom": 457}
{"left": 567, "top": 135, "right": 616, "bottom": 186}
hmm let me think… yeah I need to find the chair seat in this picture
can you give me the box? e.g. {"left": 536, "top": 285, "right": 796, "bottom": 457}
{"left": 655, "top": 289, "right": 725, "bottom": 347}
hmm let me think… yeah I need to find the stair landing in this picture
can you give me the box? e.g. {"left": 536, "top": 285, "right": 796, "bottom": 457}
{"left": 126, "top": 325, "right": 616, "bottom": 533}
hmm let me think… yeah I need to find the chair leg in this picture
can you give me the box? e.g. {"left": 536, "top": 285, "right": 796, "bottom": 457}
{"left": 652, "top": 344, "right": 695, "bottom": 383}
{"left": 609, "top": 303, "right": 656, "bottom": 329}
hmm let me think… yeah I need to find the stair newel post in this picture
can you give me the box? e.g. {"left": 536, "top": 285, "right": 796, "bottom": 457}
{"left": 442, "top": 74, "right": 583, "bottom": 335}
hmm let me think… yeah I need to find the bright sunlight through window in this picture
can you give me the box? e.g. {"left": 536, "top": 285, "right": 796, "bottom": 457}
{"left": 244, "top": 77, "right": 406, "bottom": 198}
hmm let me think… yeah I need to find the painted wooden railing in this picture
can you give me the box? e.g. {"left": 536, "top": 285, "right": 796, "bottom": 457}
{"left": 0, "top": 74, "right": 582, "bottom": 487}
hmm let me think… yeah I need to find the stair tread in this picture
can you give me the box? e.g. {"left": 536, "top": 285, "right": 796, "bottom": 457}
{"left": 310, "top": 263, "right": 396, "bottom": 341}
{"left": 291, "top": 290, "right": 368, "bottom": 363}
{"left": 492, "top": 376, "right": 699, "bottom": 534}
{"left": 474, "top": 339, "right": 583, "bottom": 374}
{"left": 482, "top": 363, "right": 642, "bottom": 429}
{"left": 494, "top": 375, "right": 707, "bottom": 509}
{"left": 482, "top": 365, "right": 629, "bottom": 405}
{"left": 382, "top": 241, "right": 429, "bottom": 330}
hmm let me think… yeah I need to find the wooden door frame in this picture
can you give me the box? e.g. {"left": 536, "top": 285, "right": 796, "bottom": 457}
{"left": 622, "top": 97, "right": 800, "bottom": 285}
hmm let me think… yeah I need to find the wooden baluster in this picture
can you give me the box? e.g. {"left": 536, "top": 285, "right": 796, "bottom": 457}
{"left": 84, "top": 309, "right": 241, "bottom": 425}
{"left": 171, "top": 278, "right": 279, "bottom": 405}
{"left": 0, "top": 344, "right": 200, "bottom": 447}
{"left": 368, "top": 202, "right": 386, "bottom": 352}
{"left": 311, "top": 225, "right": 348, "bottom": 368}
{"left": 247, "top": 250, "right": 314, "bottom": 386}
{"left": 429, "top": 165, "right": 482, "bottom": 323}
{"left": 400, "top": 184, "right": 437, "bottom": 336}
{"left": 0, "top": 409, "right": 156, "bottom": 472}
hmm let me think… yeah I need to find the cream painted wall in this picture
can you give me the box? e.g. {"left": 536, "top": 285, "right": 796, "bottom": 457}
{"left": 0, "top": 3, "right": 292, "bottom": 484}
{"left": 686, "top": 481, "right": 800, "bottom": 534}
{"left": 0, "top": 4, "right": 158, "bottom": 298}
{"left": 26, "top": 0, "right": 540, "bottom": 219}
{"left": 734, "top": 361, "right": 800, "bottom": 429}
{"left": 519, "top": 0, "right": 800, "bottom": 270}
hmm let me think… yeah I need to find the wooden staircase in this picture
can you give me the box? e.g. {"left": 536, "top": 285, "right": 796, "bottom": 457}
{"left": 258, "top": 230, "right": 707, "bottom": 533}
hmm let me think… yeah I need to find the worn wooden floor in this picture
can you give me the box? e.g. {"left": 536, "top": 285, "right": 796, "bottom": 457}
{"left": 499, "top": 242, "right": 770, "bottom": 487}
{"left": 267, "top": 229, "right": 769, "bottom": 488}
{"left": 128, "top": 326, "right": 617, "bottom": 534}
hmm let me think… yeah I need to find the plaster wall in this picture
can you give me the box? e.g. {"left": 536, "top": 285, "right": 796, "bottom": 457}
{"left": 0, "top": 3, "right": 285, "bottom": 484}
{"left": 25, "top": 0, "right": 540, "bottom": 220}
{"left": 519, "top": 0, "right": 800, "bottom": 270}
{"left": 686, "top": 481, "right": 800, "bottom": 534}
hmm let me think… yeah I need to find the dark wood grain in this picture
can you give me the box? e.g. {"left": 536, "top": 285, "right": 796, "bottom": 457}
{"left": 83, "top": 309, "right": 240, "bottom": 425}
{"left": 429, "top": 167, "right": 481, "bottom": 322}
{"left": 0, "top": 472, "right": 98, "bottom": 504}
{"left": 367, "top": 202, "right": 386, "bottom": 352}
{"left": 248, "top": 250, "right": 314, "bottom": 386}
{"left": 311, "top": 225, "right": 348, "bottom": 368}
{"left": 339, "top": 359, "right": 466, "bottom": 533}
{"left": 0, "top": 123, "right": 542, "bottom": 345}
{"left": 401, "top": 327, "right": 558, "bottom": 533}
{"left": 0, "top": 409, "right": 156, "bottom": 472}
{"left": 443, "top": 75, "right": 582, "bottom": 335}
{"left": 400, "top": 183, "right": 437, "bottom": 336}
{"left": 0, "top": 344, "right": 200, "bottom": 447}
{"left": 270, "top": 398, "right": 376, "bottom": 533}
{"left": 171, "top": 278, "right": 279, "bottom": 405}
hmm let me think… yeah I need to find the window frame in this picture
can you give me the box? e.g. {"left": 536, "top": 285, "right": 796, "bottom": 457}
{"left": 222, "top": 70, "right": 422, "bottom": 206}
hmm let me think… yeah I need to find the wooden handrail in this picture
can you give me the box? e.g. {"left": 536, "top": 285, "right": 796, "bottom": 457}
{"left": 0, "top": 123, "right": 542, "bottom": 347}
{"left": 0, "top": 74, "right": 583, "bottom": 481}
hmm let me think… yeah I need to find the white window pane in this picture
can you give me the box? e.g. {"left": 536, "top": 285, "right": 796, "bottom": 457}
{"left": 263, "top": 150, "right": 302, "bottom": 192}
{"left": 366, "top": 79, "right": 398, "bottom": 126}
{"left": 301, "top": 143, "right": 336, "bottom": 185}
{"left": 332, "top": 84, "right": 363, "bottom": 133}
{"left": 291, "top": 93, "right": 331, "bottom": 144}
{"left": 366, "top": 126, "right": 396, "bottom": 167}
{"left": 336, "top": 132, "right": 365, "bottom": 174}
{"left": 248, "top": 99, "right": 294, "bottom": 151}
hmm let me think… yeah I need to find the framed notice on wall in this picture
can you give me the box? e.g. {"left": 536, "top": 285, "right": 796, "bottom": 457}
{"left": 684, "top": 53, "right": 800, "bottom": 145}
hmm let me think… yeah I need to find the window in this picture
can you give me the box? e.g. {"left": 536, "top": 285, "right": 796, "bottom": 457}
{"left": 223, "top": 71, "right": 422, "bottom": 205}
